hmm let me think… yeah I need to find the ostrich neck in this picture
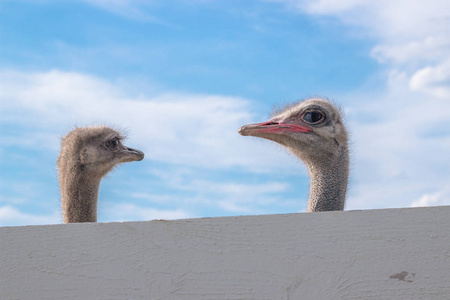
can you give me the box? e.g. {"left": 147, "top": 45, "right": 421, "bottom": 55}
{"left": 305, "top": 146, "right": 349, "bottom": 212}
{"left": 61, "top": 168, "right": 101, "bottom": 223}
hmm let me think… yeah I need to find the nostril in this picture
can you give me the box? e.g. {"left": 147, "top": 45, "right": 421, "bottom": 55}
{"left": 263, "top": 122, "right": 279, "bottom": 126}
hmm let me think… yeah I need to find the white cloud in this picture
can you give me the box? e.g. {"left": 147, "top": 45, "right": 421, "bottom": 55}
{"left": 185, "top": 180, "right": 294, "bottom": 214}
{"left": 218, "top": 201, "right": 256, "bottom": 214}
{"left": 0, "top": 69, "right": 295, "bottom": 173}
{"left": 292, "top": 0, "right": 450, "bottom": 38}
{"left": 273, "top": 0, "right": 450, "bottom": 68}
{"left": 410, "top": 192, "right": 450, "bottom": 208}
{"left": 167, "top": 177, "right": 289, "bottom": 195}
{"left": 130, "top": 170, "right": 298, "bottom": 215}
{"left": 371, "top": 37, "right": 450, "bottom": 66}
{"left": 102, "top": 203, "right": 191, "bottom": 222}
{"left": 0, "top": 206, "right": 60, "bottom": 226}
{"left": 409, "top": 59, "right": 450, "bottom": 98}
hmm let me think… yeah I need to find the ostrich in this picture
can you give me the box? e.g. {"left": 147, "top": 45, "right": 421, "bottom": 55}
{"left": 238, "top": 98, "right": 349, "bottom": 212}
{"left": 58, "top": 126, "right": 144, "bottom": 223}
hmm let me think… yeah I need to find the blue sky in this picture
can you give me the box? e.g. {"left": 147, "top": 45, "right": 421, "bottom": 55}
{"left": 1, "top": 0, "right": 449, "bottom": 226}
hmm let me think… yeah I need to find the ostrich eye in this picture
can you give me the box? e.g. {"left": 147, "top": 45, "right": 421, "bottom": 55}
{"left": 106, "top": 138, "right": 119, "bottom": 150}
{"left": 302, "top": 110, "right": 325, "bottom": 124}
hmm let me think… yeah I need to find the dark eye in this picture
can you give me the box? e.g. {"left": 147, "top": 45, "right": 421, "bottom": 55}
{"left": 302, "top": 110, "right": 325, "bottom": 124}
{"left": 106, "top": 138, "right": 119, "bottom": 150}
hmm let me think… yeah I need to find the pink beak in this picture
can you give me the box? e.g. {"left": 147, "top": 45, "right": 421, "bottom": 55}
{"left": 238, "top": 120, "right": 311, "bottom": 136}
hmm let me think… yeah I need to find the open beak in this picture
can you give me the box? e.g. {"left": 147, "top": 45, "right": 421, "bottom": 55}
{"left": 119, "top": 146, "right": 145, "bottom": 162}
{"left": 238, "top": 120, "right": 311, "bottom": 136}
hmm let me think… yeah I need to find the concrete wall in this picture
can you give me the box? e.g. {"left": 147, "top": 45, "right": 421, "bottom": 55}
{"left": 1, "top": 206, "right": 450, "bottom": 299}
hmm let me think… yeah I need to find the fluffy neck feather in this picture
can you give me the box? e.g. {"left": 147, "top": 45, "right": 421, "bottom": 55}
{"left": 303, "top": 145, "right": 349, "bottom": 212}
{"left": 60, "top": 165, "right": 101, "bottom": 223}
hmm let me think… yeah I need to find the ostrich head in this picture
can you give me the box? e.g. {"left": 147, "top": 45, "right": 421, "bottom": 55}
{"left": 238, "top": 98, "right": 348, "bottom": 165}
{"left": 58, "top": 126, "right": 144, "bottom": 180}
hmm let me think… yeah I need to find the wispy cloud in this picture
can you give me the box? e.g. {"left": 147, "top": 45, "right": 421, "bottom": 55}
{"left": 0, "top": 206, "right": 60, "bottom": 226}
{"left": 409, "top": 59, "right": 450, "bottom": 97}
{"left": 129, "top": 167, "right": 297, "bottom": 215}
{"left": 280, "top": 0, "right": 450, "bottom": 80}
{"left": 79, "top": 0, "right": 161, "bottom": 23}
{"left": 102, "top": 203, "right": 191, "bottom": 221}
{"left": 0, "top": 69, "right": 295, "bottom": 172}
{"left": 411, "top": 190, "right": 450, "bottom": 208}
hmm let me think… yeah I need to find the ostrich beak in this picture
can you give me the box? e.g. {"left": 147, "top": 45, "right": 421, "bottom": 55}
{"left": 238, "top": 121, "right": 311, "bottom": 136}
{"left": 119, "top": 146, "right": 145, "bottom": 162}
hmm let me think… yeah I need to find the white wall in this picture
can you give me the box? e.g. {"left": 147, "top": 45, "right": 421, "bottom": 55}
{"left": 1, "top": 206, "right": 450, "bottom": 299}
